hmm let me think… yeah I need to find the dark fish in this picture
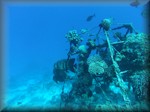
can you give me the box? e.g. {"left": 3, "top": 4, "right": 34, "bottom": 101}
{"left": 86, "top": 14, "right": 95, "bottom": 22}
{"left": 53, "top": 58, "right": 76, "bottom": 72}
{"left": 53, "top": 58, "right": 76, "bottom": 83}
{"left": 130, "top": 0, "right": 140, "bottom": 7}
{"left": 53, "top": 69, "right": 67, "bottom": 83}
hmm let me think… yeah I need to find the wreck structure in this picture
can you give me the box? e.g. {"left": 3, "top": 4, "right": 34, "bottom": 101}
{"left": 53, "top": 18, "right": 150, "bottom": 111}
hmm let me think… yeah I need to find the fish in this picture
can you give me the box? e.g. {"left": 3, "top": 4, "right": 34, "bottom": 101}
{"left": 53, "top": 69, "right": 67, "bottom": 83}
{"left": 130, "top": 0, "right": 140, "bottom": 7}
{"left": 80, "top": 29, "right": 88, "bottom": 34}
{"left": 86, "top": 14, "right": 95, "bottom": 22}
{"left": 53, "top": 58, "right": 76, "bottom": 83}
{"left": 53, "top": 58, "right": 76, "bottom": 72}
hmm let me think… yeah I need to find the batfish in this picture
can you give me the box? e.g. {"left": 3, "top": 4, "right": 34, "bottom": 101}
{"left": 53, "top": 58, "right": 76, "bottom": 83}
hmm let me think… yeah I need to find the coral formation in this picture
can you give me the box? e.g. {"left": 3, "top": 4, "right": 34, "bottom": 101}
{"left": 87, "top": 54, "right": 108, "bottom": 76}
{"left": 78, "top": 45, "right": 88, "bottom": 54}
{"left": 120, "top": 33, "right": 149, "bottom": 70}
{"left": 88, "top": 62, "right": 105, "bottom": 76}
{"left": 52, "top": 18, "right": 150, "bottom": 111}
{"left": 130, "top": 70, "right": 150, "bottom": 101}
{"left": 87, "top": 54, "right": 102, "bottom": 64}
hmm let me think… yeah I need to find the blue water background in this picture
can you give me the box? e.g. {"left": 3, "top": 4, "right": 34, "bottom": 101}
{"left": 3, "top": 3, "right": 146, "bottom": 90}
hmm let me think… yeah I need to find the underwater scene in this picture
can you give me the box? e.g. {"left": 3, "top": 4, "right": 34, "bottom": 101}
{"left": 2, "top": 1, "right": 150, "bottom": 111}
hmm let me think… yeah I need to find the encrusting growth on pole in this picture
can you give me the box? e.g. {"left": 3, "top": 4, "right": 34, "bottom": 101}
{"left": 105, "top": 31, "right": 131, "bottom": 109}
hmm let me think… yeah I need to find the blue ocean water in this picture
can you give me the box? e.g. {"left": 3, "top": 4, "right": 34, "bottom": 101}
{"left": 3, "top": 1, "right": 149, "bottom": 110}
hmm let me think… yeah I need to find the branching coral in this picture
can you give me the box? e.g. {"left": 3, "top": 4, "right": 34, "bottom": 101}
{"left": 65, "top": 30, "right": 83, "bottom": 46}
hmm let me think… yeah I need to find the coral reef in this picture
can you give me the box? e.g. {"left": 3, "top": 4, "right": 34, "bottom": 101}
{"left": 119, "top": 33, "right": 149, "bottom": 71}
{"left": 52, "top": 18, "right": 150, "bottom": 111}
{"left": 130, "top": 70, "right": 150, "bottom": 101}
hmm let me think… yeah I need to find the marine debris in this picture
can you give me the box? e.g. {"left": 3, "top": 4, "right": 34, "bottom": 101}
{"left": 53, "top": 18, "right": 150, "bottom": 111}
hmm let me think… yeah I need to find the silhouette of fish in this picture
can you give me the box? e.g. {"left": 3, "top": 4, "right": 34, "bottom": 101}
{"left": 53, "top": 69, "right": 67, "bottom": 83}
{"left": 53, "top": 58, "right": 76, "bottom": 83}
{"left": 53, "top": 58, "right": 76, "bottom": 72}
{"left": 130, "top": 0, "right": 140, "bottom": 7}
{"left": 86, "top": 14, "right": 95, "bottom": 22}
